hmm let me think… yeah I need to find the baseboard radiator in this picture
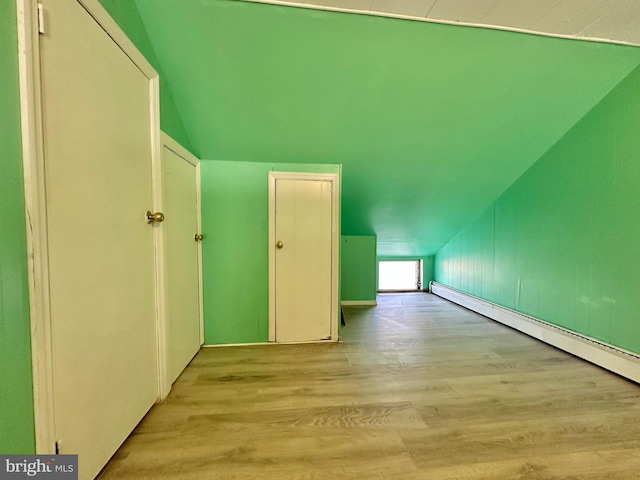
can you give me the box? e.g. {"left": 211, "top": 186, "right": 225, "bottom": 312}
{"left": 430, "top": 281, "right": 640, "bottom": 384}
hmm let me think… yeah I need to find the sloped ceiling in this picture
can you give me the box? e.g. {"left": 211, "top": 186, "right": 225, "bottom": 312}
{"left": 134, "top": 0, "right": 640, "bottom": 256}
{"left": 247, "top": 0, "right": 640, "bottom": 46}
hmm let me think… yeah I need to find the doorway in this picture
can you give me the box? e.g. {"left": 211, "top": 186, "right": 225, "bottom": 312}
{"left": 268, "top": 172, "right": 340, "bottom": 343}
{"left": 378, "top": 260, "right": 422, "bottom": 291}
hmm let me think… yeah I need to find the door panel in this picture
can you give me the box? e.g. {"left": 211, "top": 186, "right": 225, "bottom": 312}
{"left": 163, "top": 146, "right": 201, "bottom": 385}
{"left": 40, "top": 1, "right": 158, "bottom": 478}
{"left": 274, "top": 179, "right": 333, "bottom": 342}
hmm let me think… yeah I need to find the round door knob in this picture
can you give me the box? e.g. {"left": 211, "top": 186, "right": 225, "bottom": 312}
{"left": 146, "top": 211, "right": 165, "bottom": 223}
{"left": 276, "top": 241, "right": 284, "bottom": 249}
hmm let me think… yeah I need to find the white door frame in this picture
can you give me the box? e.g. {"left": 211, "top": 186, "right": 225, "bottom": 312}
{"left": 268, "top": 172, "right": 341, "bottom": 343}
{"left": 16, "top": 0, "right": 165, "bottom": 453}
{"left": 161, "top": 132, "right": 204, "bottom": 348}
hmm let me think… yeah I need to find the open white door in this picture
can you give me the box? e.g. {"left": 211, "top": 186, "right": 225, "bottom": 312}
{"left": 268, "top": 172, "right": 340, "bottom": 343}
{"left": 21, "top": 1, "right": 162, "bottom": 478}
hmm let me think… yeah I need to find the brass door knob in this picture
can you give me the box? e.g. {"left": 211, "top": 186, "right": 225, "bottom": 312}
{"left": 146, "top": 211, "right": 165, "bottom": 223}
{"left": 276, "top": 241, "right": 284, "bottom": 249}
{"left": 194, "top": 233, "right": 204, "bottom": 241}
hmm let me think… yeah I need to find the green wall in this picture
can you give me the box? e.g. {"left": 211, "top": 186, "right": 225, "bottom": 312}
{"left": 422, "top": 257, "right": 434, "bottom": 288}
{"left": 200, "top": 161, "right": 340, "bottom": 344}
{"left": 435, "top": 64, "right": 640, "bottom": 355}
{"left": 98, "top": 0, "right": 195, "bottom": 155}
{"left": 341, "top": 236, "right": 377, "bottom": 302}
{"left": 0, "top": 1, "right": 36, "bottom": 454}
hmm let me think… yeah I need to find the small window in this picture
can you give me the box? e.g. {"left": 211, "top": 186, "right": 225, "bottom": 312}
{"left": 378, "top": 260, "right": 421, "bottom": 291}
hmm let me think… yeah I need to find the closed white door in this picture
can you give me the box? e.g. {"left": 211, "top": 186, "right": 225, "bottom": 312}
{"left": 272, "top": 177, "right": 334, "bottom": 343}
{"left": 40, "top": 1, "right": 158, "bottom": 478}
{"left": 163, "top": 144, "right": 201, "bottom": 385}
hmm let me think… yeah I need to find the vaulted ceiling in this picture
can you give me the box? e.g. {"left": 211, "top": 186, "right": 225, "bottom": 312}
{"left": 247, "top": 0, "right": 640, "bottom": 46}
{"left": 133, "top": 0, "right": 640, "bottom": 256}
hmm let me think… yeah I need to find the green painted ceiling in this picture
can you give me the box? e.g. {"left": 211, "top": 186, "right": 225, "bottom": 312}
{"left": 134, "top": 0, "right": 640, "bottom": 256}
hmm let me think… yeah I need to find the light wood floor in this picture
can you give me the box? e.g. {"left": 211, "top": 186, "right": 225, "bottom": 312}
{"left": 99, "top": 293, "right": 640, "bottom": 479}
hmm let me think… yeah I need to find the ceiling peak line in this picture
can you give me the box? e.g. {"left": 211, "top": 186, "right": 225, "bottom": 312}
{"left": 241, "top": 0, "right": 640, "bottom": 48}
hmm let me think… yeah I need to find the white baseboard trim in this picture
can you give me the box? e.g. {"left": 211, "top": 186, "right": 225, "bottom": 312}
{"left": 203, "top": 339, "right": 339, "bottom": 348}
{"left": 341, "top": 300, "right": 377, "bottom": 306}
{"left": 202, "top": 342, "right": 271, "bottom": 348}
{"left": 430, "top": 281, "right": 640, "bottom": 384}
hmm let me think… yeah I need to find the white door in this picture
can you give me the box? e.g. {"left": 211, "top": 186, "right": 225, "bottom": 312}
{"left": 162, "top": 141, "right": 201, "bottom": 385}
{"left": 39, "top": 1, "right": 158, "bottom": 478}
{"left": 269, "top": 173, "right": 339, "bottom": 343}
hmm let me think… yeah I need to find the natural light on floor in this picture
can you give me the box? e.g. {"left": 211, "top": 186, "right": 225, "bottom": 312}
{"left": 378, "top": 260, "right": 421, "bottom": 291}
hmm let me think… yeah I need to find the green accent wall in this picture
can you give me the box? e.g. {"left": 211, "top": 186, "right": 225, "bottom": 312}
{"left": 98, "top": 0, "right": 195, "bottom": 155}
{"left": 435, "top": 64, "right": 640, "bottom": 355}
{"left": 341, "top": 236, "right": 377, "bottom": 302}
{"left": 422, "top": 257, "right": 434, "bottom": 288}
{"left": 0, "top": 1, "right": 36, "bottom": 454}
{"left": 200, "top": 161, "right": 340, "bottom": 344}
{"left": 134, "top": 0, "right": 640, "bottom": 257}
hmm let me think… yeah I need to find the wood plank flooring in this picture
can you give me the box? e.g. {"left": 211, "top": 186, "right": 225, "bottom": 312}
{"left": 98, "top": 293, "right": 640, "bottom": 479}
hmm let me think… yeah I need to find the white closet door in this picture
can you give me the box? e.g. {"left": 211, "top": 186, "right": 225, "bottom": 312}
{"left": 163, "top": 144, "right": 201, "bottom": 385}
{"left": 40, "top": 1, "right": 159, "bottom": 477}
{"left": 274, "top": 178, "right": 333, "bottom": 343}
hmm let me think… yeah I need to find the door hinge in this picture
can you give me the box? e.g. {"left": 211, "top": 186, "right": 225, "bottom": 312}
{"left": 37, "top": 4, "right": 45, "bottom": 34}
